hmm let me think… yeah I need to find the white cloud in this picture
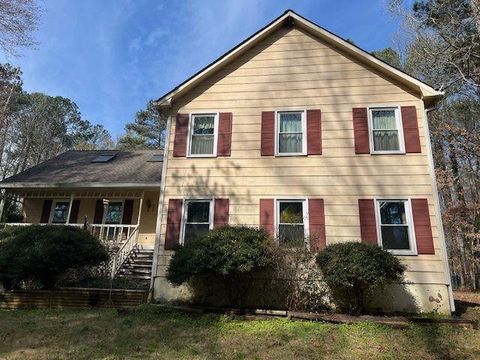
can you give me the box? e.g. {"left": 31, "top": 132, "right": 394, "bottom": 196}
{"left": 145, "top": 28, "right": 170, "bottom": 47}
{"left": 129, "top": 37, "right": 142, "bottom": 51}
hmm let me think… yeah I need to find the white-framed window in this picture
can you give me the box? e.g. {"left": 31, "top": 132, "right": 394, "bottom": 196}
{"left": 276, "top": 110, "right": 306, "bottom": 156}
{"left": 181, "top": 199, "right": 213, "bottom": 245}
{"left": 188, "top": 113, "right": 218, "bottom": 157}
{"left": 49, "top": 200, "right": 70, "bottom": 224}
{"left": 368, "top": 107, "right": 405, "bottom": 154}
{"left": 275, "top": 199, "right": 309, "bottom": 248}
{"left": 104, "top": 201, "right": 124, "bottom": 225}
{"left": 375, "top": 199, "right": 417, "bottom": 255}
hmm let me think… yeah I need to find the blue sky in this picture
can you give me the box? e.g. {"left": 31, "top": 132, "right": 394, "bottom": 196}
{"left": 1, "top": 0, "right": 408, "bottom": 139}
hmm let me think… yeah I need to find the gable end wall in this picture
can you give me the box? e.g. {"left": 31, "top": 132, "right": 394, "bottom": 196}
{"left": 153, "top": 26, "right": 451, "bottom": 313}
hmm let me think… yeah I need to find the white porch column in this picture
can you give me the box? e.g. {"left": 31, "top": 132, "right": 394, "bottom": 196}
{"left": 136, "top": 191, "right": 145, "bottom": 226}
{"left": 65, "top": 192, "right": 74, "bottom": 225}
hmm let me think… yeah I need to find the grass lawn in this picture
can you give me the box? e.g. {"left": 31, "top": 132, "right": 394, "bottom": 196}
{"left": 0, "top": 305, "right": 479, "bottom": 360}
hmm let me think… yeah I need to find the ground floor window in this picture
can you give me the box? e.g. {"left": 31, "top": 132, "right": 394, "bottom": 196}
{"left": 375, "top": 199, "right": 416, "bottom": 255}
{"left": 182, "top": 199, "right": 213, "bottom": 245}
{"left": 104, "top": 201, "right": 124, "bottom": 224}
{"left": 50, "top": 200, "right": 70, "bottom": 224}
{"left": 276, "top": 199, "right": 308, "bottom": 248}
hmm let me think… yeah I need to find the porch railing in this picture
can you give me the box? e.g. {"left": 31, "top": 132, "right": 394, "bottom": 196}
{"left": 110, "top": 227, "right": 140, "bottom": 278}
{"left": 88, "top": 224, "right": 138, "bottom": 246}
{"left": 1, "top": 222, "right": 142, "bottom": 280}
{"left": 0, "top": 223, "right": 138, "bottom": 247}
{"left": 1, "top": 223, "right": 84, "bottom": 228}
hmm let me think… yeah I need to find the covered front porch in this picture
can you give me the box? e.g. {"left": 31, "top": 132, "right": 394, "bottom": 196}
{"left": 0, "top": 188, "right": 160, "bottom": 249}
{"left": 0, "top": 150, "right": 163, "bottom": 282}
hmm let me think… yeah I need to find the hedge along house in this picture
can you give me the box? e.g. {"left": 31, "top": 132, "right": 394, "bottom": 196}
{"left": 151, "top": 10, "right": 454, "bottom": 314}
{"left": 0, "top": 150, "right": 162, "bottom": 281}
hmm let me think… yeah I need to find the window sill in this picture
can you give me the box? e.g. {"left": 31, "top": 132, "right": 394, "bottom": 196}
{"left": 370, "top": 151, "right": 406, "bottom": 155}
{"left": 387, "top": 250, "right": 418, "bottom": 256}
{"left": 186, "top": 154, "right": 217, "bottom": 158}
{"left": 275, "top": 153, "right": 308, "bottom": 157}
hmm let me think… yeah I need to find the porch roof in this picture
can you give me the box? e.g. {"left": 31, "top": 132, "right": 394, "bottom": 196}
{"left": 0, "top": 150, "right": 163, "bottom": 189}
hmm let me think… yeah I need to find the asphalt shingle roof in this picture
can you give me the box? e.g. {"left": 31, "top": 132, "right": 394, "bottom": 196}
{"left": 0, "top": 150, "right": 162, "bottom": 188}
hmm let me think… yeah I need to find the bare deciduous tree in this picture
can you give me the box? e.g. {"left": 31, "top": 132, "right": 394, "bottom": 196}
{"left": 0, "top": 0, "right": 41, "bottom": 55}
{"left": 384, "top": 0, "right": 480, "bottom": 289}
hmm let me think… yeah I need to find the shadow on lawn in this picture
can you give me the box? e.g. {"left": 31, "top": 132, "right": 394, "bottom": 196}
{"left": 1, "top": 306, "right": 477, "bottom": 360}
{"left": 454, "top": 299, "right": 480, "bottom": 318}
{"left": 405, "top": 298, "right": 480, "bottom": 360}
{"left": 0, "top": 308, "right": 227, "bottom": 359}
{"left": 412, "top": 324, "right": 453, "bottom": 359}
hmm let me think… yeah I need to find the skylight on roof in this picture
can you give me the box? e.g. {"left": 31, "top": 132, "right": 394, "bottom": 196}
{"left": 148, "top": 154, "right": 163, "bottom": 162}
{"left": 91, "top": 154, "right": 116, "bottom": 163}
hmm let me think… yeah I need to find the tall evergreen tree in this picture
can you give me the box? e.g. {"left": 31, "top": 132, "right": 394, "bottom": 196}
{"left": 117, "top": 100, "right": 166, "bottom": 150}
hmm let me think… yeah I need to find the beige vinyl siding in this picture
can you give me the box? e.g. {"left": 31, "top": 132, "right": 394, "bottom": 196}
{"left": 137, "top": 191, "right": 159, "bottom": 246}
{"left": 23, "top": 198, "right": 44, "bottom": 222}
{"left": 156, "top": 26, "right": 448, "bottom": 288}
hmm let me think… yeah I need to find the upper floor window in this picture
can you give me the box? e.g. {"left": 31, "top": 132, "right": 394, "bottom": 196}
{"left": 276, "top": 111, "right": 306, "bottom": 156}
{"left": 50, "top": 200, "right": 70, "bottom": 224}
{"left": 375, "top": 199, "right": 416, "bottom": 255}
{"left": 182, "top": 199, "right": 213, "bottom": 245}
{"left": 188, "top": 113, "right": 218, "bottom": 157}
{"left": 369, "top": 107, "right": 404, "bottom": 154}
{"left": 276, "top": 199, "right": 308, "bottom": 248}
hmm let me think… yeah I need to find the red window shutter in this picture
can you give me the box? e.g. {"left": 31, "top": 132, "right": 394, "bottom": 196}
{"left": 93, "top": 200, "right": 104, "bottom": 224}
{"left": 411, "top": 199, "right": 435, "bottom": 254}
{"left": 401, "top": 106, "right": 421, "bottom": 153}
{"left": 308, "top": 199, "right": 326, "bottom": 251}
{"left": 173, "top": 113, "right": 189, "bottom": 157}
{"left": 68, "top": 200, "right": 81, "bottom": 224}
{"left": 40, "top": 200, "right": 53, "bottom": 224}
{"left": 307, "top": 110, "right": 322, "bottom": 155}
{"left": 261, "top": 111, "right": 275, "bottom": 156}
{"left": 122, "top": 199, "right": 134, "bottom": 225}
{"left": 165, "top": 199, "right": 183, "bottom": 250}
{"left": 358, "top": 199, "right": 377, "bottom": 244}
{"left": 217, "top": 112, "right": 233, "bottom": 156}
{"left": 353, "top": 108, "right": 370, "bottom": 154}
{"left": 214, "top": 198, "right": 229, "bottom": 228}
{"left": 259, "top": 199, "right": 274, "bottom": 238}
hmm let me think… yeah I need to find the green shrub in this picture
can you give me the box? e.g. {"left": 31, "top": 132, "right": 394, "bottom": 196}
{"left": 0, "top": 225, "right": 109, "bottom": 290}
{"left": 166, "top": 226, "right": 275, "bottom": 307}
{"left": 316, "top": 242, "right": 406, "bottom": 314}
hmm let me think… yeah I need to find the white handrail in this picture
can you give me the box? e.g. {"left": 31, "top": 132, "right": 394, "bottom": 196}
{"left": 110, "top": 227, "right": 140, "bottom": 278}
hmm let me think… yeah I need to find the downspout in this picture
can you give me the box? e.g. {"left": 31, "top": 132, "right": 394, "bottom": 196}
{"left": 423, "top": 103, "right": 456, "bottom": 313}
{"left": 149, "top": 107, "right": 172, "bottom": 300}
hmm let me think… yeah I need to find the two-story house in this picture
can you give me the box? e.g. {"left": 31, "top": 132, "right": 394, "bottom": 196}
{"left": 150, "top": 10, "right": 453, "bottom": 313}
{"left": 0, "top": 10, "right": 453, "bottom": 313}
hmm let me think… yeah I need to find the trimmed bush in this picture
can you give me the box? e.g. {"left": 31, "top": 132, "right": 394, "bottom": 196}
{"left": 167, "top": 226, "right": 275, "bottom": 307}
{"left": 0, "top": 225, "right": 109, "bottom": 290}
{"left": 316, "top": 242, "right": 406, "bottom": 314}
